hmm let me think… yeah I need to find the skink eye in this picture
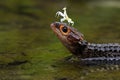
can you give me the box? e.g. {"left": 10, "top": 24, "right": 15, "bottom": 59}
{"left": 62, "top": 26, "right": 68, "bottom": 33}
{"left": 60, "top": 25, "right": 70, "bottom": 35}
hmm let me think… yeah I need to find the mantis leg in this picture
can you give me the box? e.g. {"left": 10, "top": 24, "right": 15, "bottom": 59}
{"left": 60, "top": 18, "right": 66, "bottom": 22}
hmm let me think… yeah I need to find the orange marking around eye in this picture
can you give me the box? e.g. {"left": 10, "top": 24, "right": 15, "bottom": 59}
{"left": 60, "top": 25, "right": 70, "bottom": 35}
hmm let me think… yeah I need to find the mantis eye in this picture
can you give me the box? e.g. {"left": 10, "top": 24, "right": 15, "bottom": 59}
{"left": 60, "top": 25, "right": 70, "bottom": 35}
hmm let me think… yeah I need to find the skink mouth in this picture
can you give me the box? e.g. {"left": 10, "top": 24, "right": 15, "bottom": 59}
{"left": 50, "top": 23, "right": 55, "bottom": 29}
{"left": 50, "top": 23, "right": 57, "bottom": 32}
{"left": 50, "top": 23, "right": 59, "bottom": 35}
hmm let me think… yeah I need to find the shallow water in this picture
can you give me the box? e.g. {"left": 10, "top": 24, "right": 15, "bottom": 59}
{"left": 0, "top": 0, "right": 120, "bottom": 80}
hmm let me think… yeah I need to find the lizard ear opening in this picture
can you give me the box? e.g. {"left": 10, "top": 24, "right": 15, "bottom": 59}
{"left": 60, "top": 25, "right": 70, "bottom": 35}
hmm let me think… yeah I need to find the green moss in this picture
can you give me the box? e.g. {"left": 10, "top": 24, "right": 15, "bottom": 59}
{"left": 0, "top": 0, "right": 120, "bottom": 80}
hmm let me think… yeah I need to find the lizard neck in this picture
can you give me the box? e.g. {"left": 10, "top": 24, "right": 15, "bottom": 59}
{"left": 80, "top": 43, "right": 120, "bottom": 58}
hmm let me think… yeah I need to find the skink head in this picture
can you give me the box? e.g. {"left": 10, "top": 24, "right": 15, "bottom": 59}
{"left": 50, "top": 22, "right": 87, "bottom": 55}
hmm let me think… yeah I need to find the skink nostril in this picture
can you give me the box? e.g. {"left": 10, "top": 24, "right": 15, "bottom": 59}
{"left": 55, "top": 22, "right": 60, "bottom": 28}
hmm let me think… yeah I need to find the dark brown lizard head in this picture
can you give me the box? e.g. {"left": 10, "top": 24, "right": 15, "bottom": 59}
{"left": 50, "top": 22, "right": 88, "bottom": 56}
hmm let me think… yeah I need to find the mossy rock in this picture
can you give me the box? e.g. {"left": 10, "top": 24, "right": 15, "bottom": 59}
{"left": 0, "top": 52, "right": 29, "bottom": 65}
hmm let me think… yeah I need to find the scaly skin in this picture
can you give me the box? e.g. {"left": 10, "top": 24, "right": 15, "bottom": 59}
{"left": 50, "top": 22, "right": 120, "bottom": 64}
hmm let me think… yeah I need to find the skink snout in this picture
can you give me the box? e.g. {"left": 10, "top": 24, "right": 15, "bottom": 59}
{"left": 51, "top": 22, "right": 61, "bottom": 29}
{"left": 50, "top": 23, "right": 54, "bottom": 28}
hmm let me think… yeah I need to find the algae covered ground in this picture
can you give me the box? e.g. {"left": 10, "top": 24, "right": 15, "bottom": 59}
{"left": 0, "top": 0, "right": 120, "bottom": 80}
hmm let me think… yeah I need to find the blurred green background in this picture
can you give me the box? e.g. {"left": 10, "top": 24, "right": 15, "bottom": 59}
{"left": 0, "top": 0, "right": 120, "bottom": 80}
